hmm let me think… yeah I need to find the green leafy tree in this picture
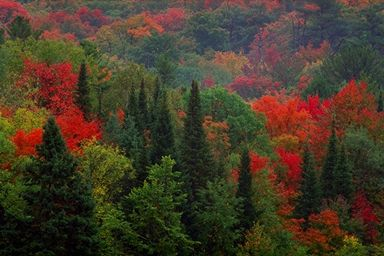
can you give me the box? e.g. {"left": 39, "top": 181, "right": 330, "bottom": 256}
{"left": 236, "top": 148, "right": 257, "bottom": 231}
{"left": 125, "top": 157, "right": 193, "bottom": 255}
{"left": 321, "top": 126, "right": 338, "bottom": 199}
{"left": 192, "top": 178, "right": 240, "bottom": 255}
{"left": 295, "top": 146, "right": 322, "bottom": 220}
{"left": 75, "top": 62, "right": 91, "bottom": 120}
{"left": 24, "top": 117, "right": 98, "bottom": 255}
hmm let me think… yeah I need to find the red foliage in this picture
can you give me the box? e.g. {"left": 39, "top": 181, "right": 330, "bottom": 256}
{"left": 56, "top": 107, "right": 101, "bottom": 151}
{"left": 18, "top": 59, "right": 78, "bottom": 116}
{"left": 0, "top": 0, "right": 29, "bottom": 25}
{"left": 352, "top": 191, "right": 379, "bottom": 242}
{"left": 227, "top": 75, "right": 280, "bottom": 99}
{"left": 12, "top": 128, "right": 43, "bottom": 157}
{"left": 249, "top": 151, "right": 269, "bottom": 173}
{"left": 298, "top": 95, "right": 330, "bottom": 121}
{"left": 287, "top": 209, "right": 344, "bottom": 254}
{"left": 76, "top": 6, "right": 110, "bottom": 28}
{"left": 276, "top": 148, "right": 302, "bottom": 190}
{"left": 40, "top": 29, "right": 76, "bottom": 41}
{"left": 152, "top": 8, "right": 186, "bottom": 31}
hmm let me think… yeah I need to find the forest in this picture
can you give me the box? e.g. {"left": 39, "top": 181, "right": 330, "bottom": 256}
{"left": 0, "top": 0, "right": 384, "bottom": 255}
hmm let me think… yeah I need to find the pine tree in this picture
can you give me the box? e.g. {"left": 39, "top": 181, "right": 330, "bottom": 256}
{"left": 378, "top": 91, "right": 383, "bottom": 112}
{"left": 150, "top": 77, "right": 161, "bottom": 125}
{"left": 9, "top": 16, "right": 32, "bottom": 40}
{"left": 24, "top": 117, "right": 98, "bottom": 255}
{"left": 236, "top": 148, "right": 257, "bottom": 231}
{"left": 0, "top": 29, "right": 4, "bottom": 44}
{"left": 103, "top": 112, "right": 122, "bottom": 145}
{"left": 321, "top": 126, "right": 338, "bottom": 199}
{"left": 150, "top": 90, "right": 175, "bottom": 164}
{"left": 127, "top": 87, "right": 138, "bottom": 119}
{"left": 75, "top": 63, "right": 91, "bottom": 120}
{"left": 295, "top": 146, "right": 321, "bottom": 220}
{"left": 137, "top": 79, "right": 148, "bottom": 132}
{"left": 334, "top": 143, "right": 353, "bottom": 201}
{"left": 181, "top": 80, "right": 215, "bottom": 201}
{"left": 119, "top": 112, "right": 147, "bottom": 185}
{"left": 125, "top": 157, "right": 193, "bottom": 255}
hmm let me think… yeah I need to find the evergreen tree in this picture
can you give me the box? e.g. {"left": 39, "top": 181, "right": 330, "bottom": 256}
{"left": 295, "top": 146, "right": 322, "bottom": 220}
{"left": 0, "top": 29, "right": 4, "bottom": 44}
{"left": 193, "top": 179, "right": 240, "bottom": 255}
{"left": 181, "top": 80, "right": 216, "bottom": 201}
{"left": 236, "top": 148, "right": 257, "bottom": 231}
{"left": 137, "top": 79, "right": 148, "bottom": 132}
{"left": 334, "top": 143, "right": 353, "bottom": 201}
{"left": 321, "top": 126, "right": 338, "bottom": 199}
{"left": 9, "top": 16, "right": 32, "bottom": 40}
{"left": 75, "top": 62, "right": 91, "bottom": 120}
{"left": 125, "top": 157, "right": 193, "bottom": 255}
{"left": 103, "top": 112, "right": 122, "bottom": 145}
{"left": 127, "top": 87, "right": 138, "bottom": 119}
{"left": 378, "top": 91, "right": 383, "bottom": 112}
{"left": 150, "top": 77, "right": 161, "bottom": 125}
{"left": 150, "top": 90, "right": 175, "bottom": 164}
{"left": 24, "top": 117, "right": 98, "bottom": 255}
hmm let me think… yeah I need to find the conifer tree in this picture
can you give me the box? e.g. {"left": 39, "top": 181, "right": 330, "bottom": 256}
{"left": 295, "top": 146, "right": 321, "bottom": 220}
{"left": 334, "top": 143, "right": 353, "bottom": 201}
{"left": 103, "top": 112, "right": 122, "bottom": 145}
{"left": 9, "top": 16, "right": 32, "bottom": 40}
{"left": 75, "top": 62, "right": 91, "bottom": 120}
{"left": 150, "top": 90, "right": 175, "bottom": 164}
{"left": 321, "top": 126, "right": 338, "bottom": 199}
{"left": 236, "top": 148, "right": 257, "bottom": 231}
{"left": 137, "top": 79, "right": 148, "bottom": 131}
{"left": 24, "top": 117, "right": 98, "bottom": 255}
{"left": 127, "top": 87, "right": 138, "bottom": 119}
{"left": 181, "top": 80, "right": 215, "bottom": 201}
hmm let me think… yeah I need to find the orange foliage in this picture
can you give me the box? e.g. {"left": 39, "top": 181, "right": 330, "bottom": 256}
{"left": 249, "top": 151, "right": 269, "bottom": 173}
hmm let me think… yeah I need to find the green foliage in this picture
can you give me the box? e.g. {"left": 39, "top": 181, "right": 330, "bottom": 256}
{"left": 76, "top": 62, "right": 92, "bottom": 119}
{"left": 306, "top": 45, "right": 384, "bottom": 97}
{"left": 321, "top": 127, "right": 338, "bottom": 199}
{"left": 237, "top": 148, "right": 257, "bottom": 231}
{"left": 150, "top": 90, "right": 175, "bottom": 164}
{"left": 192, "top": 178, "right": 241, "bottom": 255}
{"left": 295, "top": 147, "right": 321, "bottom": 219}
{"left": 334, "top": 143, "right": 354, "bottom": 201}
{"left": 186, "top": 11, "right": 229, "bottom": 53}
{"left": 155, "top": 54, "right": 176, "bottom": 86}
{"left": 181, "top": 81, "right": 216, "bottom": 201}
{"left": 334, "top": 236, "right": 368, "bottom": 256}
{"left": 9, "top": 16, "right": 32, "bottom": 41}
{"left": 125, "top": 157, "right": 193, "bottom": 255}
{"left": 23, "top": 117, "right": 99, "bottom": 255}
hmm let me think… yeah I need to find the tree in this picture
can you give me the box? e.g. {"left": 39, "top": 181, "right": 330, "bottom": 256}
{"left": 295, "top": 146, "right": 322, "bottom": 220}
{"left": 181, "top": 80, "right": 216, "bottom": 202}
{"left": 150, "top": 90, "right": 175, "bottom": 164}
{"left": 192, "top": 179, "right": 240, "bottom": 255}
{"left": 9, "top": 16, "right": 32, "bottom": 40}
{"left": 155, "top": 54, "right": 176, "bottom": 86}
{"left": 75, "top": 62, "right": 91, "bottom": 120}
{"left": 334, "top": 143, "right": 353, "bottom": 201}
{"left": 125, "top": 157, "right": 193, "bottom": 255}
{"left": 137, "top": 79, "right": 148, "bottom": 132}
{"left": 321, "top": 126, "right": 338, "bottom": 200}
{"left": 23, "top": 117, "right": 98, "bottom": 255}
{"left": 236, "top": 148, "right": 257, "bottom": 231}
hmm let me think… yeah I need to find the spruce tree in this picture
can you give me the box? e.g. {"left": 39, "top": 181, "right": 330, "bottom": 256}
{"left": 24, "top": 117, "right": 98, "bottom": 255}
{"left": 236, "top": 148, "right": 257, "bottom": 231}
{"left": 150, "top": 90, "right": 175, "bottom": 164}
{"left": 127, "top": 87, "right": 138, "bottom": 119}
{"left": 334, "top": 143, "right": 353, "bottom": 201}
{"left": 321, "top": 126, "right": 338, "bottom": 199}
{"left": 137, "top": 79, "right": 148, "bottom": 131}
{"left": 75, "top": 62, "right": 91, "bottom": 120}
{"left": 9, "top": 16, "right": 32, "bottom": 40}
{"left": 295, "top": 146, "right": 321, "bottom": 220}
{"left": 378, "top": 91, "right": 383, "bottom": 112}
{"left": 181, "top": 80, "right": 215, "bottom": 201}
{"left": 103, "top": 112, "right": 122, "bottom": 145}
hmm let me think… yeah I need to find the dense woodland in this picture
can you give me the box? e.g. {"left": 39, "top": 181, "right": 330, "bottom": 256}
{"left": 1, "top": 0, "right": 384, "bottom": 255}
